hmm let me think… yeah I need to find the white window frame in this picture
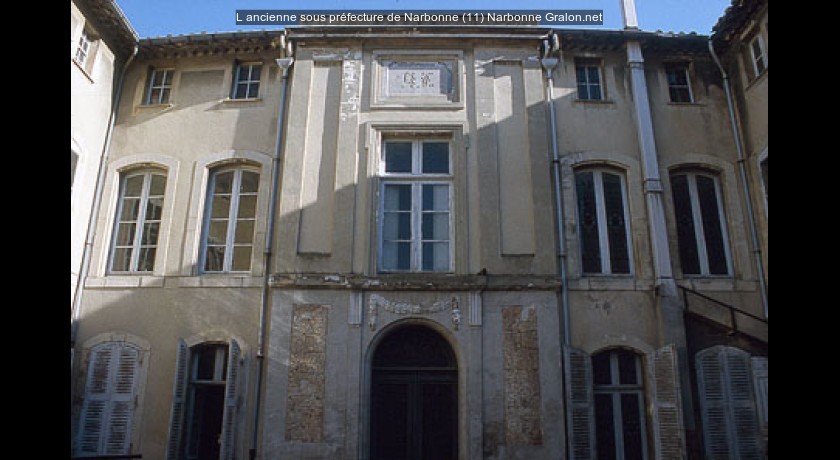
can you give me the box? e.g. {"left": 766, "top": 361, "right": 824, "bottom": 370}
{"left": 592, "top": 350, "right": 650, "bottom": 460}
{"left": 231, "top": 62, "right": 263, "bottom": 100}
{"left": 574, "top": 168, "right": 634, "bottom": 275}
{"left": 664, "top": 63, "right": 694, "bottom": 103}
{"left": 75, "top": 29, "right": 92, "bottom": 66}
{"left": 575, "top": 59, "right": 604, "bottom": 101}
{"left": 200, "top": 166, "right": 260, "bottom": 273}
{"left": 108, "top": 170, "right": 166, "bottom": 274}
{"left": 378, "top": 138, "right": 453, "bottom": 273}
{"left": 144, "top": 68, "right": 174, "bottom": 105}
{"left": 674, "top": 172, "right": 733, "bottom": 276}
{"left": 749, "top": 35, "right": 767, "bottom": 77}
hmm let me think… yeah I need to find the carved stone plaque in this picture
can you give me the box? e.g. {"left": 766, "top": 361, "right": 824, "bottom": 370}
{"left": 384, "top": 61, "right": 453, "bottom": 98}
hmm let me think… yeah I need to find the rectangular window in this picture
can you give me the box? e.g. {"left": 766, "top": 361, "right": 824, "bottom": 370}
{"left": 575, "top": 59, "right": 603, "bottom": 101}
{"left": 109, "top": 171, "right": 166, "bottom": 273}
{"left": 593, "top": 350, "right": 648, "bottom": 460}
{"left": 380, "top": 139, "right": 452, "bottom": 273}
{"left": 75, "top": 30, "right": 92, "bottom": 66}
{"left": 671, "top": 172, "right": 731, "bottom": 276}
{"left": 202, "top": 167, "right": 260, "bottom": 273}
{"left": 231, "top": 62, "right": 262, "bottom": 99}
{"left": 145, "top": 68, "right": 174, "bottom": 105}
{"left": 575, "top": 169, "right": 632, "bottom": 275}
{"left": 665, "top": 63, "right": 693, "bottom": 103}
{"left": 749, "top": 35, "right": 767, "bottom": 77}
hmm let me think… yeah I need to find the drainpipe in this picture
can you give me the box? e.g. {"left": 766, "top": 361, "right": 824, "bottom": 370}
{"left": 70, "top": 44, "right": 139, "bottom": 345}
{"left": 540, "top": 55, "right": 570, "bottom": 347}
{"left": 708, "top": 38, "right": 768, "bottom": 318}
{"left": 249, "top": 54, "right": 294, "bottom": 460}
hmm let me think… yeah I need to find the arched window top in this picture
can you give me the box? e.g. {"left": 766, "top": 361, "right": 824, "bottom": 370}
{"left": 573, "top": 160, "right": 629, "bottom": 174}
{"left": 207, "top": 158, "right": 261, "bottom": 172}
{"left": 592, "top": 348, "right": 643, "bottom": 387}
{"left": 668, "top": 163, "right": 723, "bottom": 177}
{"left": 373, "top": 325, "right": 456, "bottom": 369}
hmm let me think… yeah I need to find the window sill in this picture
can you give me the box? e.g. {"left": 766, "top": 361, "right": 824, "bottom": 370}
{"left": 745, "top": 68, "right": 768, "bottom": 91}
{"left": 221, "top": 97, "right": 263, "bottom": 105}
{"left": 666, "top": 101, "right": 705, "bottom": 107}
{"left": 137, "top": 103, "right": 174, "bottom": 110}
{"left": 573, "top": 99, "right": 615, "bottom": 106}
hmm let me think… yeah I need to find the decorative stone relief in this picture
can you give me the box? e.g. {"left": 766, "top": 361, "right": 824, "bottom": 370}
{"left": 367, "top": 294, "right": 463, "bottom": 330}
{"left": 285, "top": 305, "right": 328, "bottom": 442}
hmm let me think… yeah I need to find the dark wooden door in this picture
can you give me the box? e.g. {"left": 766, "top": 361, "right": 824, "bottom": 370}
{"left": 370, "top": 326, "right": 458, "bottom": 460}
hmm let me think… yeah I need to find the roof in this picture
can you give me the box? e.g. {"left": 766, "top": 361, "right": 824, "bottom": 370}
{"left": 74, "top": 0, "right": 139, "bottom": 56}
{"left": 711, "top": 0, "right": 768, "bottom": 51}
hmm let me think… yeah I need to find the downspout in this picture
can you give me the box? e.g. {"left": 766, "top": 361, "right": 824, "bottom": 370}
{"left": 708, "top": 38, "right": 768, "bottom": 318}
{"left": 70, "top": 44, "right": 138, "bottom": 345}
{"left": 249, "top": 54, "right": 294, "bottom": 460}
{"left": 540, "top": 55, "right": 570, "bottom": 347}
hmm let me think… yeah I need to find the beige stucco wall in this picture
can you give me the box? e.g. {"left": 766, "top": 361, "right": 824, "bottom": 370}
{"left": 71, "top": 0, "right": 117, "bottom": 302}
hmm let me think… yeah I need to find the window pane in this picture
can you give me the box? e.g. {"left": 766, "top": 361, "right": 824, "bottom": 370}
{"left": 592, "top": 352, "right": 612, "bottom": 385}
{"left": 620, "top": 394, "right": 645, "bottom": 460}
{"left": 111, "top": 248, "right": 132, "bottom": 272}
{"left": 247, "top": 82, "right": 260, "bottom": 98}
{"left": 124, "top": 175, "right": 144, "bottom": 197}
{"left": 602, "top": 173, "right": 630, "bottom": 274}
{"left": 238, "top": 195, "right": 258, "bottom": 219}
{"left": 577, "top": 84, "right": 589, "bottom": 100}
{"left": 240, "top": 171, "right": 260, "bottom": 193}
{"left": 145, "top": 197, "right": 164, "bottom": 220}
{"left": 150, "top": 174, "right": 166, "bottom": 196}
{"left": 137, "top": 248, "right": 156, "bottom": 272}
{"left": 149, "top": 88, "right": 162, "bottom": 105}
{"left": 422, "top": 213, "right": 449, "bottom": 241}
{"left": 576, "top": 66, "right": 587, "bottom": 84}
{"left": 595, "top": 394, "right": 617, "bottom": 460}
{"left": 696, "top": 175, "right": 728, "bottom": 275}
{"left": 422, "top": 184, "right": 449, "bottom": 211}
{"left": 249, "top": 65, "right": 263, "bottom": 81}
{"left": 141, "top": 223, "right": 160, "bottom": 246}
{"left": 671, "top": 175, "right": 700, "bottom": 275}
{"left": 235, "top": 83, "right": 249, "bottom": 99}
{"left": 383, "top": 241, "right": 411, "bottom": 271}
{"left": 590, "top": 84, "right": 602, "bottom": 101}
{"left": 576, "top": 172, "right": 602, "bottom": 273}
{"left": 195, "top": 347, "right": 217, "bottom": 380}
{"left": 666, "top": 69, "right": 678, "bottom": 86}
{"left": 119, "top": 198, "right": 140, "bottom": 222}
{"left": 383, "top": 212, "right": 411, "bottom": 240}
{"left": 204, "top": 246, "right": 225, "bottom": 272}
{"left": 587, "top": 66, "right": 599, "bottom": 82}
{"left": 115, "top": 223, "right": 136, "bottom": 246}
{"left": 160, "top": 88, "right": 171, "bottom": 104}
{"left": 207, "top": 220, "right": 228, "bottom": 245}
{"left": 617, "top": 351, "right": 638, "bottom": 385}
{"left": 384, "top": 184, "right": 412, "bottom": 211}
{"left": 670, "top": 87, "right": 691, "bottom": 103}
{"left": 422, "top": 142, "right": 449, "bottom": 174}
{"left": 163, "top": 70, "right": 174, "bottom": 85}
{"left": 232, "top": 247, "right": 252, "bottom": 271}
{"left": 385, "top": 142, "right": 412, "bottom": 173}
{"left": 422, "top": 242, "right": 449, "bottom": 271}
{"left": 234, "top": 220, "right": 254, "bottom": 244}
{"left": 214, "top": 172, "right": 234, "bottom": 194}
{"left": 211, "top": 195, "right": 231, "bottom": 218}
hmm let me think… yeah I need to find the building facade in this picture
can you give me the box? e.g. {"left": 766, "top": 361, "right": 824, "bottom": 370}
{"left": 70, "top": 2, "right": 767, "bottom": 459}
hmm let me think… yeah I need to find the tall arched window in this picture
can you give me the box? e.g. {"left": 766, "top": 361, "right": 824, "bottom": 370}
{"left": 109, "top": 169, "right": 167, "bottom": 273}
{"left": 670, "top": 170, "right": 731, "bottom": 276}
{"left": 592, "top": 349, "right": 648, "bottom": 460}
{"left": 574, "top": 167, "right": 633, "bottom": 275}
{"left": 201, "top": 166, "right": 260, "bottom": 273}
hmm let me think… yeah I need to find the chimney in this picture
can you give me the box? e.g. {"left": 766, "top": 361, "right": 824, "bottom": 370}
{"left": 620, "top": 0, "right": 640, "bottom": 30}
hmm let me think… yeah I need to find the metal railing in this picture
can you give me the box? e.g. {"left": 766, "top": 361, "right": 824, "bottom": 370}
{"left": 680, "top": 285, "right": 767, "bottom": 341}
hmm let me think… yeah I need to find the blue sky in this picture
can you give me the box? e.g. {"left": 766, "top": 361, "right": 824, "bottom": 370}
{"left": 115, "top": 0, "right": 733, "bottom": 38}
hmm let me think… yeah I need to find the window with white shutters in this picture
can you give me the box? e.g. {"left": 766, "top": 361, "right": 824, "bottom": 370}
{"left": 695, "top": 346, "right": 763, "bottom": 460}
{"left": 648, "top": 345, "right": 686, "bottom": 460}
{"left": 75, "top": 341, "right": 142, "bottom": 456}
{"left": 167, "top": 339, "right": 242, "bottom": 460}
{"left": 564, "top": 346, "right": 595, "bottom": 460}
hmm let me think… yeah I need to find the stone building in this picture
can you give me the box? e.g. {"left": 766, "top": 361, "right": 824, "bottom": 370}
{"left": 70, "top": 1, "right": 767, "bottom": 459}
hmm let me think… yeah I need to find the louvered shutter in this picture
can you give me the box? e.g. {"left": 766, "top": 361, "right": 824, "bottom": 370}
{"left": 105, "top": 345, "right": 140, "bottom": 454}
{"left": 76, "top": 342, "right": 139, "bottom": 456}
{"left": 77, "top": 343, "right": 115, "bottom": 455}
{"left": 649, "top": 344, "right": 686, "bottom": 460}
{"left": 750, "top": 357, "right": 768, "bottom": 433}
{"left": 564, "top": 346, "right": 595, "bottom": 460}
{"left": 725, "top": 350, "right": 762, "bottom": 460}
{"left": 696, "top": 346, "right": 763, "bottom": 460}
{"left": 219, "top": 338, "right": 241, "bottom": 460}
{"left": 166, "top": 340, "right": 190, "bottom": 460}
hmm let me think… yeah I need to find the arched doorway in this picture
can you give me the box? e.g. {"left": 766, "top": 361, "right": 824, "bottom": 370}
{"left": 370, "top": 324, "right": 458, "bottom": 460}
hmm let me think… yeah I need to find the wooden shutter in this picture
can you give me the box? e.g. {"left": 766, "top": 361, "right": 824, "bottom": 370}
{"left": 76, "top": 342, "right": 139, "bottom": 456}
{"left": 220, "top": 338, "right": 241, "bottom": 460}
{"left": 750, "top": 357, "right": 768, "bottom": 433}
{"left": 649, "top": 344, "right": 686, "bottom": 460}
{"left": 166, "top": 339, "right": 189, "bottom": 460}
{"left": 564, "top": 346, "right": 595, "bottom": 460}
{"left": 696, "top": 346, "right": 763, "bottom": 460}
